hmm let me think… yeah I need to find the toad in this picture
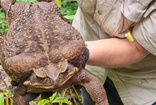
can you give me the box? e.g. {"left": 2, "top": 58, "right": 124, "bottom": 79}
{"left": 0, "top": 0, "right": 108, "bottom": 105}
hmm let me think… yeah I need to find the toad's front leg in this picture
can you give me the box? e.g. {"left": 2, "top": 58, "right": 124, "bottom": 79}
{"left": 3, "top": 53, "right": 48, "bottom": 82}
{"left": 13, "top": 84, "right": 40, "bottom": 105}
{"left": 13, "top": 84, "right": 29, "bottom": 105}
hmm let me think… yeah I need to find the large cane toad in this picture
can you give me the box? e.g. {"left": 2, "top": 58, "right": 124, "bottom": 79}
{"left": 0, "top": 0, "right": 108, "bottom": 105}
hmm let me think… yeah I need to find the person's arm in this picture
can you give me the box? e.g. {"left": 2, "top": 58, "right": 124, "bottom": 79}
{"left": 86, "top": 36, "right": 149, "bottom": 68}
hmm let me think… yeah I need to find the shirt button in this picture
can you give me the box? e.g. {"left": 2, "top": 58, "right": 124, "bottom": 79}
{"left": 98, "top": 10, "right": 102, "bottom": 15}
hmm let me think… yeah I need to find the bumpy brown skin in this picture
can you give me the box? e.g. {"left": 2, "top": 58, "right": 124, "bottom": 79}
{"left": 0, "top": 0, "right": 108, "bottom": 105}
{"left": 0, "top": 1, "right": 85, "bottom": 82}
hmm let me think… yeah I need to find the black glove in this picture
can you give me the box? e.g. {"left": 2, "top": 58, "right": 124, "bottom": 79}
{"left": 74, "top": 48, "right": 89, "bottom": 90}
{"left": 82, "top": 48, "right": 90, "bottom": 68}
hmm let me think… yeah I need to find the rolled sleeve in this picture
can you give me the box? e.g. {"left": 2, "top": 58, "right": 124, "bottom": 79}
{"left": 121, "top": 0, "right": 153, "bottom": 22}
{"left": 133, "top": 9, "right": 156, "bottom": 56}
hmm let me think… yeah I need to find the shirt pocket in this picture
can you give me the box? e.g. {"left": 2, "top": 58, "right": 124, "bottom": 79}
{"left": 93, "top": 0, "right": 117, "bottom": 26}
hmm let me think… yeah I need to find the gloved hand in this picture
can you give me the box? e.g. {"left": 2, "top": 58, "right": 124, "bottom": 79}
{"left": 82, "top": 48, "right": 90, "bottom": 68}
{"left": 74, "top": 48, "right": 89, "bottom": 90}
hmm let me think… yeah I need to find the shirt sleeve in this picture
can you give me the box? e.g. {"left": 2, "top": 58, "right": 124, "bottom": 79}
{"left": 133, "top": 4, "right": 156, "bottom": 56}
{"left": 121, "top": 0, "right": 154, "bottom": 22}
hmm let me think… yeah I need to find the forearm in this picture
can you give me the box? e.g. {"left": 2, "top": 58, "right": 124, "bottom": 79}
{"left": 86, "top": 38, "right": 149, "bottom": 68}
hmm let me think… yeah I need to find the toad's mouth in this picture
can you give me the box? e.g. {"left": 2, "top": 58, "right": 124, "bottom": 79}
{"left": 23, "top": 67, "right": 79, "bottom": 90}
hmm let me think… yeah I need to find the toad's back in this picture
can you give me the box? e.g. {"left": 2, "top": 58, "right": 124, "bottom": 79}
{"left": 0, "top": 2, "right": 86, "bottom": 82}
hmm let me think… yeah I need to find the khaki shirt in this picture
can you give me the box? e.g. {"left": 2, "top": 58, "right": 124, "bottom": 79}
{"left": 73, "top": 0, "right": 156, "bottom": 105}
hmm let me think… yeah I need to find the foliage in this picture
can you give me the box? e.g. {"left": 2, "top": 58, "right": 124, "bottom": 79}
{"left": 0, "top": 93, "right": 4, "bottom": 105}
{"left": 37, "top": 87, "right": 82, "bottom": 105}
{"left": 16, "top": 0, "right": 37, "bottom": 3}
{"left": 38, "top": 92, "right": 72, "bottom": 105}
{"left": 0, "top": 90, "right": 72, "bottom": 105}
{"left": 0, "top": 90, "right": 13, "bottom": 105}
{"left": 60, "top": 0, "right": 78, "bottom": 23}
{"left": 0, "top": 9, "right": 8, "bottom": 35}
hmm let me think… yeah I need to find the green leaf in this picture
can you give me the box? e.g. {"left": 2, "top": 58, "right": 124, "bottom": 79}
{"left": 0, "top": 93, "right": 4, "bottom": 105}
{"left": 56, "top": 0, "right": 62, "bottom": 7}
{"left": 52, "top": 97, "right": 72, "bottom": 105}
{"left": 10, "top": 98, "right": 13, "bottom": 105}
{"left": 49, "top": 92, "right": 58, "bottom": 102}
{"left": 63, "top": 15, "right": 75, "bottom": 20}
{"left": 38, "top": 99, "right": 50, "bottom": 105}
{"left": 16, "top": 0, "right": 37, "bottom": 3}
{"left": 6, "top": 90, "right": 13, "bottom": 98}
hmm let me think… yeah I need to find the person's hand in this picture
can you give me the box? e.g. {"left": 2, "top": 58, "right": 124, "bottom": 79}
{"left": 82, "top": 48, "right": 90, "bottom": 68}
{"left": 74, "top": 48, "right": 90, "bottom": 90}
